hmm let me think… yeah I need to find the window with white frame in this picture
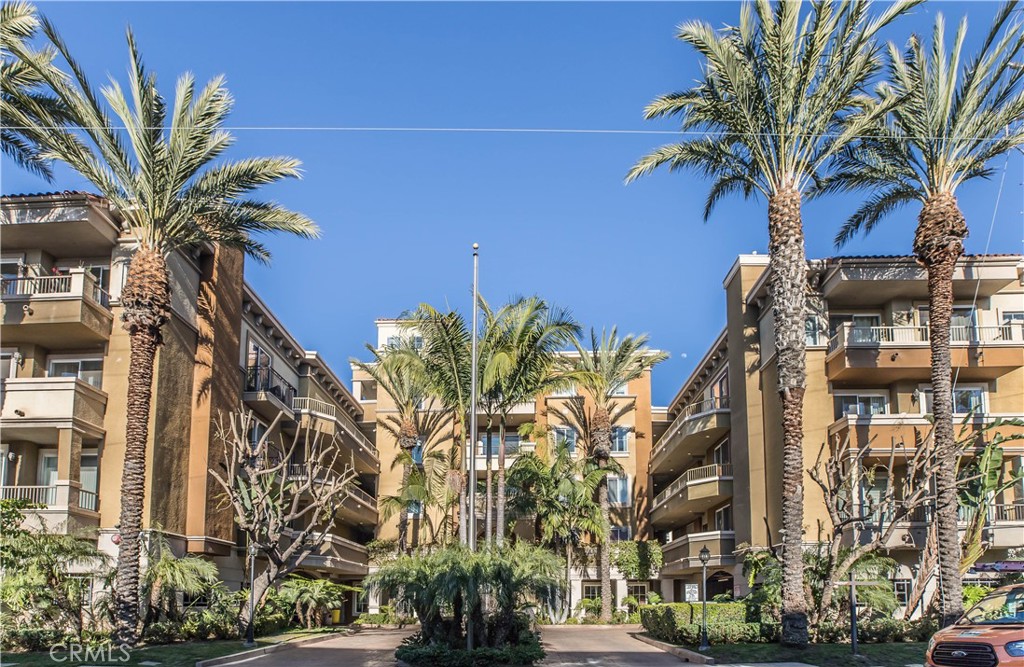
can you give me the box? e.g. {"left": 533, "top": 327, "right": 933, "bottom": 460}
{"left": 249, "top": 419, "right": 268, "bottom": 451}
{"left": 551, "top": 426, "right": 577, "bottom": 454}
{"left": 610, "top": 524, "right": 631, "bottom": 541}
{"left": 715, "top": 371, "right": 729, "bottom": 401}
{"left": 582, "top": 583, "right": 601, "bottom": 600}
{"left": 0, "top": 350, "right": 15, "bottom": 380}
{"left": 714, "top": 505, "right": 733, "bottom": 532}
{"left": 711, "top": 438, "right": 730, "bottom": 465}
{"left": 1002, "top": 311, "right": 1024, "bottom": 325}
{"left": 833, "top": 392, "right": 888, "bottom": 420}
{"left": 805, "top": 315, "right": 823, "bottom": 346}
{"left": 627, "top": 583, "right": 649, "bottom": 604}
{"left": 607, "top": 475, "right": 630, "bottom": 506}
{"left": 611, "top": 427, "right": 629, "bottom": 454}
{"left": 48, "top": 357, "right": 103, "bottom": 389}
{"left": 551, "top": 384, "right": 576, "bottom": 398}
{"left": 829, "top": 313, "right": 882, "bottom": 339}
{"left": 920, "top": 386, "right": 986, "bottom": 415}
{"left": 893, "top": 579, "right": 912, "bottom": 606}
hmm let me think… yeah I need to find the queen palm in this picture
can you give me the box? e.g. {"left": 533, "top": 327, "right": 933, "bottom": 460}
{"left": 819, "top": 3, "right": 1024, "bottom": 624}
{"left": 10, "top": 27, "right": 318, "bottom": 644}
{"left": 560, "top": 328, "right": 666, "bottom": 622}
{"left": 483, "top": 296, "right": 579, "bottom": 545}
{"left": 0, "top": 1, "right": 65, "bottom": 179}
{"left": 625, "top": 0, "right": 916, "bottom": 644}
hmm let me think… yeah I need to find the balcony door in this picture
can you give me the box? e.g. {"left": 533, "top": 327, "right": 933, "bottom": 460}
{"left": 38, "top": 451, "right": 58, "bottom": 504}
{"left": 829, "top": 314, "right": 881, "bottom": 342}
{"left": 919, "top": 307, "right": 977, "bottom": 341}
{"left": 80, "top": 452, "right": 98, "bottom": 510}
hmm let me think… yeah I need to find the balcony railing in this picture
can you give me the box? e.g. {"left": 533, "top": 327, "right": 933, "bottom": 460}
{"left": 853, "top": 503, "right": 1024, "bottom": 526}
{"left": 290, "top": 397, "right": 379, "bottom": 462}
{"left": 1, "top": 271, "right": 110, "bottom": 309}
{"left": 654, "top": 395, "right": 730, "bottom": 459}
{"left": 244, "top": 365, "right": 296, "bottom": 404}
{"left": 828, "top": 324, "right": 1023, "bottom": 354}
{"left": 285, "top": 464, "right": 376, "bottom": 506}
{"left": 1, "top": 485, "right": 56, "bottom": 505}
{"left": 653, "top": 463, "right": 733, "bottom": 508}
{"left": 78, "top": 488, "right": 98, "bottom": 512}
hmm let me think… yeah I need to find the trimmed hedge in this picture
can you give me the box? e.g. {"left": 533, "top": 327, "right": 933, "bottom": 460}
{"left": 395, "top": 631, "right": 545, "bottom": 666}
{"left": 816, "top": 618, "right": 939, "bottom": 644}
{"left": 640, "top": 603, "right": 777, "bottom": 645}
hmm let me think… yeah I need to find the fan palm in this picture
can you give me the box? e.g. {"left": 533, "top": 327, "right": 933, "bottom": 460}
{"left": 482, "top": 296, "right": 579, "bottom": 545}
{"left": 559, "top": 328, "right": 666, "bottom": 622}
{"left": 0, "top": 1, "right": 65, "bottom": 179}
{"left": 625, "top": 0, "right": 917, "bottom": 644}
{"left": 818, "top": 2, "right": 1024, "bottom": 625}
{"left": 8, "top": 26, "right": 318, "bottom": 644}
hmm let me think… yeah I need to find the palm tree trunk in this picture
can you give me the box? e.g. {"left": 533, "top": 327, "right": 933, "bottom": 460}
{"left": 598, "top": 473, "right": 613, "bottom": 623}
{"left": 398, "top": 464, "right": 411, "bottom": 553}
{"left": 915, "top": 192, "right": 968, "bottom": 627}
{"left": 496, "top": 417, "right": 507, "bottom": 546}
{"left": 114, "top": 247, "right": 170, "bottom": 647}
{"left": 767, "top": 185, "right": 809, "bottom": 647}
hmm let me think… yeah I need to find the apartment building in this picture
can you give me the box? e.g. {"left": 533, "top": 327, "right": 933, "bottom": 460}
{"left": 352, "top": 318, "right": 659, "bottom": 609}
{"left": 0, "top": 192, "right": 378, "bottom": 619}
{"left": 649, "top": 253, "right": 1024, "bottom": 615}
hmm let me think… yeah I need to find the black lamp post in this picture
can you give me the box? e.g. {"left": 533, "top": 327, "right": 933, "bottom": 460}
{"left": 698, "top": 545, "right": 711, "bottom": 652}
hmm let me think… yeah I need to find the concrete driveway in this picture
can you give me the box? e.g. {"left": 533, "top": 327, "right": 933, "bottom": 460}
{"left": 224, "top": 629, "right": 414, "bottom": 667}
{"left": 542, "top": 626, "right": 681, "bottom": 666}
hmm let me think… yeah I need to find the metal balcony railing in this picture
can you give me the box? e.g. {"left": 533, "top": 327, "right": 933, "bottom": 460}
{"left": 1, "top": 271, "right": 111, "bottom": 310}
{"left": 652, "top": 463, "right": 733, "bottom": 508}
{"left": 1, "top": 485, "right": 56, "bottom": 505}
{"left": 653, "top": 395, "right": 730, "bottom": 459}
{"left": 828, "top": 323, "right": 1023, "bottom": 353}
{"left": 244, "top": 365, "right": 296, "bottom": 404}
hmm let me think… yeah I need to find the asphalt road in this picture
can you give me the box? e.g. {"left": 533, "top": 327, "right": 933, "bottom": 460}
{"left": 226, "top": 629, "right": 414, "bottom": 667}
{"left": 541, "top": 625, "right": 682, "bottom": 666}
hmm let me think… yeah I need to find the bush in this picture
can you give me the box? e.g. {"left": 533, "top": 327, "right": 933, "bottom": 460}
{"left": 396, "top": 630, "right": 545, "bottom": 666}
{"left": 1, "top": 628, "right": 68, "bottom": 652}
{"left": 816, "top": 618, "right": 938, "bottom": 644}
{"left": 640, "top": 603, "right": 776, "bottom": 645}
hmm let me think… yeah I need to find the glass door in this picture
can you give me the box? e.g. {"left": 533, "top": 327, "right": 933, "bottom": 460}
{"left": 80, "top": 452, "right": 98, "bottom": 511}
{"left": 38, "top": 451, "right": 58, "bottom": 505}
{"left": 950, "top": 307, "right": 977, "bottom": 342}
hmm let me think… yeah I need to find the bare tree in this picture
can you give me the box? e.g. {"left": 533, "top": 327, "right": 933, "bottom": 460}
{"left": 209, "top": 409, "right": 356, "bottom": 634}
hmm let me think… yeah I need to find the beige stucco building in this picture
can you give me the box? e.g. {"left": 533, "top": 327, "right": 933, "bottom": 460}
{"left": 0, "top": 192, "right": 378, "bottom": 621}
{"left": 649, "top": 253, "right": 1024, "bottom": 615}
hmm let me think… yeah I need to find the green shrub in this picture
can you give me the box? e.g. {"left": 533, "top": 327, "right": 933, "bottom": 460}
{"left": 640, "top": 603, "right": 776, "bottom": 645}
{"left": 1, "top": 628, "right": 68, "bottom": 652}
{"left": 396, "top": 630, "right": 545, "bottom": 666}
{"left": 815, "top": 618, "right": 937, "bottom": 644}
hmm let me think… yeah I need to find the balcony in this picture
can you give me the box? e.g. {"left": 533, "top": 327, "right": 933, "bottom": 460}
{"left": 285, "top": 463, "right": 378, "bottom": 526}
{"left": 1, "top": 270, "right": 113, "bottom": 347}
{"left": 0, "top": 377, "right": 107, "bottom": 443}
{"left": 661, "top": 531, "right": 736, "bottom": 575}
{"left": 296, "top": 533, "right": 369, "bottom": 576}
{"left": 856, "top": 504, "right": 1024, "bottom": 551}
{"left": 828, "top": 413, "right": 1024, "bottom": 455}
{"left": 467, "top": 438, "right": 538, "bottom": 474}
{"left": 290, "top": 397, "right": 378, "bottom": 473}
{"left": 0, "top": 483, "right": 100, "bottom": 533}
{"left": 826, "top": 324, "right": 1024, "bottom": 383}
{"left": 0, "top": 196, "right": 120, "bottom": 256}
{"left": 650, "top": 464, "right": 733, "bottom": 528}
{"left": 650, "top": 397, "right": 731, "bottom": 476}
{"left": 243, "top": 365, "right": 296, "bottom": 422}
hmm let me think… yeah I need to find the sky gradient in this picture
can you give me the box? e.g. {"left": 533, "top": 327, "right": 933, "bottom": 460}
{"left": 3, "top": 1, "right": 1021, "bottom": 404}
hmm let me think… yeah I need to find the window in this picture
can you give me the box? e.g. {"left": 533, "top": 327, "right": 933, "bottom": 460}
{"left": 411, "top": 440, "right": 424, "bottom": 465}
{"left": 609, "top": 382, "right": 628, "bottom": 396}
{"left": 0, "top": 351, "right": 14, "bottom": 380}
{"left": 920, "top": 386, "right": 985, "bottom": 415}
{"left": 248, "top": 420, "right": 268, "bottom": 451}
{"left": 247, "top": 338, "right": 271, "bottom": 369}
{"left": 409, "top": 501, "right": 423, "bottom": 517}
{"left": 1002, "top": 312, "right": 1024, "bottom": 325}
{"left": 950, "top": 307, "right": 978, "bottom": 342}
{"left": 551, "top": 426, "right": 576, "bottom": 454}
{"left": 805, "top": 315, "right": 822, "bottom": 346}
{"left": 628, "top": 583, "right": 649, "bottom": 605}
{"left": 715, "top": 372, "right": 729, "bottom": 401}
{"left": 480, "top": 434, "right": 521, "bottom": 457}
{"left": 834, "top": 393, "right": 888, "bottom": 419}
{"left": 551, "top": 384, "right": 576, "bottom": 398}
{"left": 611, "top": 427, "right": 629, "bottom": 454}
{"left": 829, "top": 313, "right": 881, "bottom": 338}
{"left": 712, "top": 438, "right": 730, "bottom": 465}
{"left": 607, "top": 476, "right": 630, "bottom": 506}
{"left": 48, "top": 358, "right": 103, "bottom": 389}
{"left": 893, "top": 579, "right": 912, "bottom": 606}
{"left": 610, "top": 524, "right": 632, "bottom": 541}
{"left": 582, "top": 584, "right": 601, "bottom": 601}
{"left": 714, "top": 505, "right": 733, "bottom": 532}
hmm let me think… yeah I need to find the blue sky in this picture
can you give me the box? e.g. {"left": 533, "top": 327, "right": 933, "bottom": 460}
{"left": 3, "top": 1, "right": 1021, "bottom": 404}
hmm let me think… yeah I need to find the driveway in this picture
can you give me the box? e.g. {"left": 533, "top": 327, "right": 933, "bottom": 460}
{"left": 227, "top": 629, "right": 413, "bottom": 667}
{"left": 542, "top": 626, "right": 681, "bottom": 666}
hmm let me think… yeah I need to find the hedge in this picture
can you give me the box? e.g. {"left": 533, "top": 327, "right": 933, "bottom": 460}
{"left": 815, "top": 618, "right": 939, "bottom": 644}
{"left": 395, "top": 631, "right": 545, "bottom": 666}
{"left": 641, "top": 602, "right": 746, "bottom": 634}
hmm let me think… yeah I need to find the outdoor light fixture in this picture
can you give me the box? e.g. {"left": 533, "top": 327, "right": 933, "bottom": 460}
{"left": 699, "top": 545, "right": 711, "bottom": 652}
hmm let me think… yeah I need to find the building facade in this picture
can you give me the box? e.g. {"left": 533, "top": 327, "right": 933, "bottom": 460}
{"left": 0, "top": 192, "right": 378, "bottom": 621}
{"left": 649, "top": 253, "right": 1024, "bottom": 616}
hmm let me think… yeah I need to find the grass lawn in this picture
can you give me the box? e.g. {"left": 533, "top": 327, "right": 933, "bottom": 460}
{"left": 1, "top": 629, "right": 354, "bottom": 667}
{"left": 702, "top": 642, "right": 928, "bottom": 667}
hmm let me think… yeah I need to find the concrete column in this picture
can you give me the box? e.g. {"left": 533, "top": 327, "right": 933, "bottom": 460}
{"left": 661, "top": 579, "right": 675, "bottom": 602}
{"left": 569, "top": 579, "right": 583, "bottom": 617}
{"left": 367, "top": 588, "right": 381, "bottom": 614}
{"left": 56, "top": 429, "right": 82, "bottom": 483}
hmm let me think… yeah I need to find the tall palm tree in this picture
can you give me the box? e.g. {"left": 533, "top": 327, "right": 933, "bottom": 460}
{"left": 819, "top": 3, "right": 1024, "bottom": 624}
{"left": 483, "top": 296, "right": 579, "bottom": 545}
{"left": 560, "top": 328, "right": 666, "bottom": 622}
{"left": 0, "top": 1, "right": 65, "bottom": 179}
{"left": 625, "top": 0, "right": 917, "bottom": 644}
{"left": 352, "top": 337, "right": 437, "bottom": 552}
{"left": 9, "top": 27, "right": 318, "bottom": 644}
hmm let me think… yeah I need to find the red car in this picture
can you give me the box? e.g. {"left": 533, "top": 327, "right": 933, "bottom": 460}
{"left": 927, "top": 584, "right": 1024, "bottom": 667}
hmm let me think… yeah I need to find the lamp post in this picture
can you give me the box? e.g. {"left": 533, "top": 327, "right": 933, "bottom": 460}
{"left": 699, "top": 545, "right": 711, "bottom": 652}
{"left": 244, "top": 543, "right": 259, "bottom": 647}
{"left": 467, "top": 243, "right": 480, "bottom": 653}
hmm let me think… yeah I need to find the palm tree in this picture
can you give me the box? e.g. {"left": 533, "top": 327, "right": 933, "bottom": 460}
{"left": 483, "top": 296, "right": 579, "bottom": 545}
{"left": 0, "top": 1, "right": 65, "bottom": 179}
{"left": 625, "top": 0, "right": 917, "bottom": 644}
{"left": 818, "top": 2, "right": 1024, "bottom": 626}
{"left": 142, "top": 531, "right": 218, "bottom": 625}
{"left": 9, "top": 27, "right": 318, "bottom": 644}
{"left": 279, "top": 576, "right": 355, "bottom": 629}
{"left": 559, "top": 328, "right": 666, "bottom": 622}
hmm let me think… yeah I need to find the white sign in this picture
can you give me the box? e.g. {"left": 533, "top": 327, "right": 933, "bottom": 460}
{"left": 684, "top": 584, "right": 699, "bottom": 602}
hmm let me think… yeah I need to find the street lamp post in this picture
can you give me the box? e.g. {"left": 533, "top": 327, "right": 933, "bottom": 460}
{"left": 467, "top": 243, "right": 480, "bottom": 653}
{"left": 699, "top": 546, "right": 711, "bottom": 652}
{"left": 244, "top": 543, "right": 259, "bottom": 647}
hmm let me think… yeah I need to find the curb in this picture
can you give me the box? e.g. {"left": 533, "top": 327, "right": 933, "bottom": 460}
{"left": 630, "top": 632, "right": 715, "bottom": 664}
{"left": 195, "top": 631, "right": 352, "bottom": 667}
